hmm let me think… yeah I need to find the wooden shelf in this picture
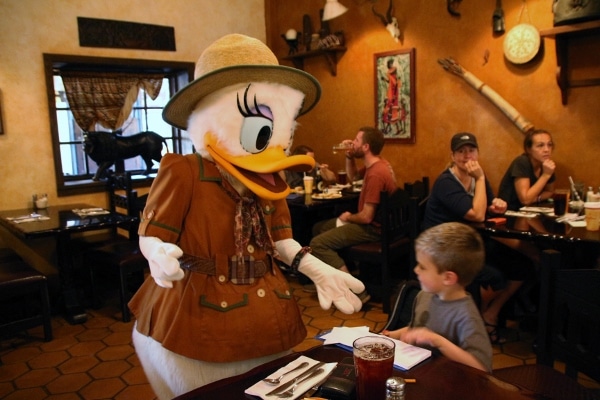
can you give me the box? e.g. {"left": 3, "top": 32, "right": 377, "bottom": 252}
{"left": 281, "top": 46, "right": 347, "bottom": 76}
{"left": 540, "top": 20, "right": 600, "bottom": 105}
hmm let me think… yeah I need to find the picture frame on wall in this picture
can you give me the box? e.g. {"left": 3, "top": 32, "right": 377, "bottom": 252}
{"left": 374, "top": 48, "right": 415, "bottom": 143}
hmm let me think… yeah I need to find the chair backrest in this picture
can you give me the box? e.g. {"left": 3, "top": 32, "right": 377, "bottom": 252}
{"left": 378, "top": 188, "right": 411, "bottom": 249}
{"left": 106, "top": 172, "right": 146, "bottom": 239}
{"left": 537, "top": 249, "right": 600, "bottom": 383}
{"left": 404, "top": 177, "right": 430, "bottom": 201}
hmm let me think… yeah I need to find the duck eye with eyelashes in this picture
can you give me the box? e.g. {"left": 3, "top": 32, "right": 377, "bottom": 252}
{"left": 237, "top": 84, "right": 273, "bottom": 153}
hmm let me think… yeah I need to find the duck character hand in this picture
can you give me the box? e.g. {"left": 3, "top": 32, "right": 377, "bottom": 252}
{"left": 276, "top": 239, "right": 365, "bottom": 314}
{"left": 139, "top": 236, "right": 185, "bottom": 288}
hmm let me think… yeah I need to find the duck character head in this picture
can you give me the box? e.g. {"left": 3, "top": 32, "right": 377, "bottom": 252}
{"left": 163, "top": 34, "right": 321, "bottom": 200}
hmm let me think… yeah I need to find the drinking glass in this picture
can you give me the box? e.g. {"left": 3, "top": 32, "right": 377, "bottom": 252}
{"left": 553, "top": 189, "right": 570, "bottom": 216}
{"left": 332, "top": 142, "right": 352, "bottom": 154}
{"left": 353, "top": 336, "right": 395, "bottom": 400}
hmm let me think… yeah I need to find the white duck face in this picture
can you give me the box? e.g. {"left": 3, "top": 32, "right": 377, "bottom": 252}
{"left": 187, "top": 81, "right": 315, "bottom": 200}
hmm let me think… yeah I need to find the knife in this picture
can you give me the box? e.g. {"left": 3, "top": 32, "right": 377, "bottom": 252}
{"left": 265, "top": 361, "right": 325, "bottom": 396}
{"left": 299, "top": 374, "right": 329, "bottom": 399}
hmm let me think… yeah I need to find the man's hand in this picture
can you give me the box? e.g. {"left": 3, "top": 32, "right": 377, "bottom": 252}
{"left": 139, "top": 236, "right": 184, "bottom": 288}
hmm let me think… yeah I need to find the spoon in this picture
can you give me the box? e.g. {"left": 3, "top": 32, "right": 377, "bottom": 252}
{"left": 262, "top": 361, "right": 309, "bottom": 385}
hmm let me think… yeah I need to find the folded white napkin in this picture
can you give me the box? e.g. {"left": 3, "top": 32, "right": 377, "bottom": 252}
{"left": 72, "top": 208, "right": 110, "bottom": 217}
{"left": 7, "top": 214, "right": 50, "bottom": 223}
{"left": 244, "top": 356, "right": 336, "bottom": 400}
{"left": 336, "top": 218, "right": 348, "bottom": 227}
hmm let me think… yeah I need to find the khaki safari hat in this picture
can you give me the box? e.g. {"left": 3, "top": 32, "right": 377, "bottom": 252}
{"left": 163, "top": 34, "right": 322, "bottom": 130}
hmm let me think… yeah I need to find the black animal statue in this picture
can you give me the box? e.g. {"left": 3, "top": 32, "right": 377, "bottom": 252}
{"left": 83, "top": 130, "right": 167, "bottom": 180}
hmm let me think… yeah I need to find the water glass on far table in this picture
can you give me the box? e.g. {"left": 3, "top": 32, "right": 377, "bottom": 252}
{"left": 353, "top": 336, "right": 395, "bottom": 400}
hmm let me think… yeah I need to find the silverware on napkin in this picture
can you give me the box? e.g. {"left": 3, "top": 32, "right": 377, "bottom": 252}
{"left": 265, "top": 361, "right": 325, "bottom": 396}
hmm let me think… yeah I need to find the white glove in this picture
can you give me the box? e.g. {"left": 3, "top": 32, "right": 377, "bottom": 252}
{"left": 139, "top": 236, "right": 185, "bottom": 288}
{"left": 276, "top": 239, "right": 365, "bottom": 314}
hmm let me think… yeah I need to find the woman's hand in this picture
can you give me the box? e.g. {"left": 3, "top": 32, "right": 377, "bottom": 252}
{"left": 489, "top": 197, "right": 507, "bottom": 214}
{"left": 465, "top": 160, "right": 484, "bottom": 180}
{"left": 541, "top": 159, "right": 556, "bottom": 177}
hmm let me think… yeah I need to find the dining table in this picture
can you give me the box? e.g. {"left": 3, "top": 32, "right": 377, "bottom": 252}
{"left": 173, "top": 344, "right": 543, "bottom": 400}
{"left": 286, "top": 189, "right": 360, "bottom": 246}
{"left": 0, "top": 203, "right": 136, "bottom": 324}
{"left": 470, "top": 209, "right": 600, "bottom": 269}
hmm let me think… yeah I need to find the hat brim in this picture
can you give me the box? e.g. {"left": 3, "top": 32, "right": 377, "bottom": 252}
{"left": 163, "top": 65, "right": 322, "bottom": 130}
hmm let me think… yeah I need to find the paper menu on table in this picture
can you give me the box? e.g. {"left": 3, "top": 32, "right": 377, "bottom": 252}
{"left": 318, "top": 326, "right": 431, "bottom": 371}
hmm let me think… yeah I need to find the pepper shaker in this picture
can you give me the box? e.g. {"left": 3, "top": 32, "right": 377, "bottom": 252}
{"left": 385, "top": 377, "right": 406, "bottom": 400}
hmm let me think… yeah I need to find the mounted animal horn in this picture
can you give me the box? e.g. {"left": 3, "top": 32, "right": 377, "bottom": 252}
{"left": 372, "top": 0, "right": 401, "bottom": 42}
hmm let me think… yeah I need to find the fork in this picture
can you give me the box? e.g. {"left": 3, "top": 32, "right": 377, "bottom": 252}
{"left": 275, "top": 367, "right": 325, "bottom": 398}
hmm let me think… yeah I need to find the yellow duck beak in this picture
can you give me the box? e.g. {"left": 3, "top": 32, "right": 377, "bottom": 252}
{"left": 205, "top": 133, "right": 315, "bottom": 200}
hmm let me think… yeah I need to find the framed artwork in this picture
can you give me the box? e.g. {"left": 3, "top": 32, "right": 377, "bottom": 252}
{"left": 374, "top": 48, "right": 416, "bottom": 143}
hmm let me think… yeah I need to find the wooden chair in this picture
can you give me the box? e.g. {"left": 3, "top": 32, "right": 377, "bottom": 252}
{"left": 0, "top": 254, "right": 53, "bottom": 342}
{"left": 342, "top": 189, "right": 412, "bottom": 313}
{"left": 493, "top": 249, "right": 600, "bottom": 399}
{"left": 85, "top": 172, "right": 148, "bottom": 322}
{"left": 404, "top": 176, "right": 429, "bottom": 201}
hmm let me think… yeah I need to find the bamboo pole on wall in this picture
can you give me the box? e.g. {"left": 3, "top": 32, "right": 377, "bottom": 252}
{"left": 438, "top": 58, "right": 535, "bottom": 135}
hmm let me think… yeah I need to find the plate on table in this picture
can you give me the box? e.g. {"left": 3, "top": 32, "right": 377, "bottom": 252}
{"left": 312, "top": 193, "right": 343, "bottom": 200}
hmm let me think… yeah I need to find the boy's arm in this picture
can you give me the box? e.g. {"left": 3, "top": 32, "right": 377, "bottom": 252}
{"left": 381, "top": 327, "right": 408, "bottom": 340}
{"left": 400, "top": 328, "right": 487, "bottom": 372}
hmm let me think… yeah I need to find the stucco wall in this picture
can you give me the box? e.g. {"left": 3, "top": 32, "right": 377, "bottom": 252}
{"left": 267, "top": 0, "right": 600, "bottom": 195}
{"left": 0, "top": 0, "right": 265, "bottom": 210}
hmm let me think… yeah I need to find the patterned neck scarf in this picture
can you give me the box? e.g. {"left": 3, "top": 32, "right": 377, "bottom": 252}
{"left": 220, "top": 180, "right": 278, "bottom": 266}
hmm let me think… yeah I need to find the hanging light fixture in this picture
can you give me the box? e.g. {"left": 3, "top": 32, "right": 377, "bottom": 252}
{"left": 322, "top": 0, "right": 348, "bottom": 21}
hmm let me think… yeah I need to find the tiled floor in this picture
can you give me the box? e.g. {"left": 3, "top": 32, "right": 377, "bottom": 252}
{"left": 1, "top": 274, "right": 598, "bottom": 399}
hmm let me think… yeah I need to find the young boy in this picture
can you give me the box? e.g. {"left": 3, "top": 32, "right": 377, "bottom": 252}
{"left": 382, "top": 222, "right": 492, "bottom": 372}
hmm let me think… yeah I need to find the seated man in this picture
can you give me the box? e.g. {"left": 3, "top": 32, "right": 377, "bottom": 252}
{"left": 309, "top": 127, "right": 397, "bottom": 301}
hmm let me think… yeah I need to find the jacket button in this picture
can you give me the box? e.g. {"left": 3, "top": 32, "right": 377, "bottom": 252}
{"left": 247, "top": 244, "right": 255, "bottom": 253}
{"left": 220, "top": 301, "right": 228, "bottom": 308}
{"left": 218, "top": 275, "right": 227, "bottom": 283}
{"left": 257, "top": 288, "right": 266, "bottom": 297}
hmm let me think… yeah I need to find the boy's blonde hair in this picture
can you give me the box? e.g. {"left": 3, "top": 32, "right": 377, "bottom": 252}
{"left": 415, "top": 222, "right": 484, "bottom": 287}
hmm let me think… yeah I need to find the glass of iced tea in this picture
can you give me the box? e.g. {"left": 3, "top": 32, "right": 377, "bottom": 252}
{"left": 353, "top": 336, "right": 395, "bottom": 400}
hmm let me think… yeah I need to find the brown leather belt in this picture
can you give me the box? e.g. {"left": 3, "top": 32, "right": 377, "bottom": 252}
{"left": 178, "top": 253, "right": 269, "bottom": 284}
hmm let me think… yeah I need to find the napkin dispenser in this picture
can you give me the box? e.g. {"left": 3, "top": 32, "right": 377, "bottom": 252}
{"left": 319, "top": 357, "right": 356, "bottom": 400}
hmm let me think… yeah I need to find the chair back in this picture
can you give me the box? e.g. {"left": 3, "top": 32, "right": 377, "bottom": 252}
{"left": 106, "top": 172, "right": 146, "bottom": 239}
{"left": 404, "top": 176, "right": 429, "bottom": 201}
{"left": 537, "top": 249, "right": 600, "bottom": 383}
{"left": 378, "top": 188, "right": 411, "bottom": 249}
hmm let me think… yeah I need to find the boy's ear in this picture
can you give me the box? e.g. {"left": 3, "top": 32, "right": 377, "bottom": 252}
{"left": 442, "top": 270, "right": 459, "bottom": 286}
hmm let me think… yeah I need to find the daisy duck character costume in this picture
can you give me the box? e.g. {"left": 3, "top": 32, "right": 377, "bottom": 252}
{"left": 129, "top": 34, "right": 365, "bottom": 399}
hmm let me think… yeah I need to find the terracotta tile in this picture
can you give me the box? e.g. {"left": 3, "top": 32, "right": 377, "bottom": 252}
{"left": 46, "top": 393, "right": 83, "bottom": 400}
{"left": 96, "top": 344, "right": 135, "bottom": 361}
{"left": 121, "top": 365, "right": 150, "bottom": 385}
{"left": 309, "top": 315, "right": 345, "bottom": 330}
{"left": 0, "top": 346, "right": 42, "bottom": 365}
{"left": 84, "top": 316, "right": 119, "bottom": 330}
{"left": 79, "top": 377, "right": 125, "bottom": 400}
{"left": 58, "top": 355, "right": 99, "bottom": 374}
{"left": 4, "top": 387, "right": 48, "bottom": 400}
{"left": 40, "top": 336, "right": 78, "bottom": 352}
{"left": 67, "top": 340, "right": 106, "bottom": 357}
{"left": 75, "top": 328, "right": 111, "bottom": 342}
{"left": 46, "top": 373, "right": 91, "bottom": 394}
{"left": 88, "top": 360, "right": 131, "bottom": 379}
{"left": 14, "top": 367, "right": 59, "bottom": 388}
{"left": 102, "top": 330, "right": 133, "bottom": 346}
{"left": 28, "top": 350, "right": 69, "bottom": 369}
{"left": 0, "top": 382, "right": 14, "bottom": 398}
{"left": 0, "top": 361, "right": 28, "bottom": 382}
{"left": 114, "top": 384, "right": 158, "bottom": 400}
